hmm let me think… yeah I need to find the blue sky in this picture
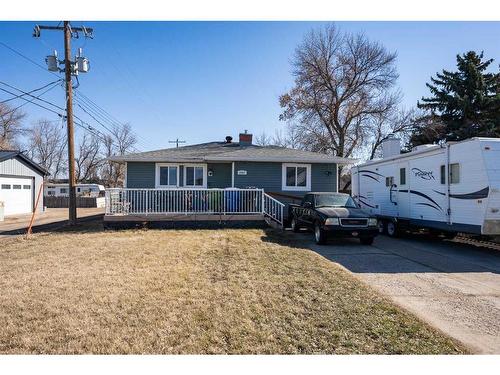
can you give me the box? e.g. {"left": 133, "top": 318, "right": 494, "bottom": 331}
{"left": 1, "top": 21, "right": 499, "bottom": 151}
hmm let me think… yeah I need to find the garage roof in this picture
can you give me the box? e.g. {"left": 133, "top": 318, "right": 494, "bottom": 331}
{"left": 0, "top": 150, "right": 48, "bottom": 176}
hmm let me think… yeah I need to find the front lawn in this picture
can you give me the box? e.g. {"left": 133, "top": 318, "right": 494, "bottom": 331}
{"left": 0, "top": 222, "right": 466, "bottom": 354}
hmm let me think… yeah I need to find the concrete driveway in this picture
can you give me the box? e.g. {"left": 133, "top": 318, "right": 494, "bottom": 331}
{"left": 301, "top": 232, "right": 500, "bottom": 354}
{"left": 0, "top": 208, "right": 104, "bottom": 236}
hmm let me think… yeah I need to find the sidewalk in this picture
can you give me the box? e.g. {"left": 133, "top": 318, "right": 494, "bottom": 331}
{"left": 0, "top": 208, "right": 104, "bottom": 236}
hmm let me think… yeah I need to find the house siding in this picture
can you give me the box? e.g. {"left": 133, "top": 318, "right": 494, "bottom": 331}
{"left": 311, "top": 163, "right": 337, "bottom": 192}
{"left": 233, "top": 162, "right": 337, "bottom": 194}
{"left": 207, "top": 163, "right": 232, "bottom": 188}
{"left": 126, "top": 162, "right": 155, "bottom": 188}
{"left": 126, "top": 161, "right": 337, "bottom": 196}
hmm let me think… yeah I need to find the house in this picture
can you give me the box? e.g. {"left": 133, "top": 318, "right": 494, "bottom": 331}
{"left": 105, "top": 132, "right": 355, "bottom": 228}
{"left": 0, "top": 150, "right": 47, "bottom": 218}
{"left": 44, "top": 183, "right": 105, "bottom": 198}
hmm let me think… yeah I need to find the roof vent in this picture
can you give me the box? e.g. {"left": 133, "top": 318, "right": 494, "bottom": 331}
{"left": 225, "top": 136, "right": 233, "bottom": 144}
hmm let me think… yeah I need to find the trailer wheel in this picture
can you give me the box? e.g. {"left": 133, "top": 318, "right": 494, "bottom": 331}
{"left": 442, "top": 231, "right": 457, "bottom": 240}
{"left": 378, "top": 220, "right": 386, "bottom": 235}
{"left": 386, "top": 221, "right": 399, "bottom": 237}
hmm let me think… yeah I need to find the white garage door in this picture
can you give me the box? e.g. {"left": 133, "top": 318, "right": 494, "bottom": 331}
{"left": 0, "top": 177, "right": 33, "bottom": 216}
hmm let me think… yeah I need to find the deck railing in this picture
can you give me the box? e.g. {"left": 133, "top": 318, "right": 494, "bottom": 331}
{"left": 105, "top": 188, "right": 284, "bottom": 226}
{"left": 263, "top": 193, "right": 284, "bottom": 226}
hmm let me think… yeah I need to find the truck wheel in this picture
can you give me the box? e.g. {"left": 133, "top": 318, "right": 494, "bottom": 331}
{"left": 291, "top": 217, "right": 300, "bottom": 233}
{"left": 360, "top": 237, "right": 374, "bottom": 245}
{"left": 386, "top": 221, "right": 399, "bottom": 237}
{"left": 378, "top": 220, "right": 386, "bottom": 235}
{"left": 314, "top": 222, "right": 327, "bottom": 245}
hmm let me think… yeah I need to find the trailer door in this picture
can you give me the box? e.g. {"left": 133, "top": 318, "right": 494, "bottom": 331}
{"left": 397, "top": 162, "right": 410, "bottom": 218}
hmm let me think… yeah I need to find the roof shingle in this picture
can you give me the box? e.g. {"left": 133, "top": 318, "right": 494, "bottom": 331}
{"left": 109, "top": 142, "right": 356, "bottom": 164}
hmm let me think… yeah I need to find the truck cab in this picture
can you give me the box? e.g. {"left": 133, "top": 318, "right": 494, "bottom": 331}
{"left": 289, "top": 192, "right": 379, "bottom": 245}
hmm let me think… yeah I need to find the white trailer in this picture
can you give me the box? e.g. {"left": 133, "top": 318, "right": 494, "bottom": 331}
{"left": 44, "top": 183, "right": 105, "bottom": 198}
{"left": 351, "top": 136, "right": 500, "bottom": 237}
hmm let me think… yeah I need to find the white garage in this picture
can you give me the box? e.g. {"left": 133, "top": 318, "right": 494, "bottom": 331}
{"left": 0, "top": 177, "right": 34, "bottom": 216}
{"left": 0, "top": 150, "right": 46, "bottom": 218}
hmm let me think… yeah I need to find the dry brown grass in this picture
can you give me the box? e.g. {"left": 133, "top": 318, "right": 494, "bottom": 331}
{"left": 0, "top": 222, "right": 467, "bottom": 354}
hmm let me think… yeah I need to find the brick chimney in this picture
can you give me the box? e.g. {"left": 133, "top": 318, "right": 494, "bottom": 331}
{"left": 239, "top": 130, "right": 253, "bottom": 146}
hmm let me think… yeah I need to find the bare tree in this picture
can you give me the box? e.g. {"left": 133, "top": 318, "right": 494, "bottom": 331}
{"left": 0, "top": 103, "right": 26, "bottom": 150}
{"left": 365, "top": 108, "right": 415, "bottom": 160}
{"left": 25, "top": 119, "right": 67, "bottom": 178}
{"left": 75, "top": 133, "right": 102, "bottom": 182}
{"left": 100, "top": 124, "right": 137, "bottom": 187}
{"left": 254, "top": 132, "right": 273, "bottom": 146}
{"left": 279, "top": 24, "right": 400, "bottom": 160}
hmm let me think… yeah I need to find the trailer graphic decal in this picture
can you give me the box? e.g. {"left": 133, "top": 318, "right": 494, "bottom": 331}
{"left": 361, "top": 174, "right": 380, "bottom": 182}
{"left": 358, "top": 195, "right": 377, "bottom": 208}
{"left": 415, "top": 202, "right": 441, "bottom": 211}
{"left": 411, "top": 168, "right": 435, "bottom": 180}
{"left": 432, "top": 187, "right": 489, "bottom": 200}
{"left": 355, "top": 169, "right": 383, "bottom": 183}
{"left": 399, "top": 189, "right": 443, "bottom": 211}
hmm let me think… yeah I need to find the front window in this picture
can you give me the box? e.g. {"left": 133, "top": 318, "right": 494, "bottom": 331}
{"left": 282, "top": 163, "right": 311, "bottom": 191}
{"left": 159, "top": 165, "right": 178, "bottom": 186}
{"left": 185, "top": 166, "right": 204, "bottom": 187}
{"left": 315, "top": 194, "right": 358, "bottom": 208}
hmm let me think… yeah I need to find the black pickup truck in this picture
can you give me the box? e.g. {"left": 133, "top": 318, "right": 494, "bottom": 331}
{"left": 289, "top": 192, "right": 379, "bottom": 245}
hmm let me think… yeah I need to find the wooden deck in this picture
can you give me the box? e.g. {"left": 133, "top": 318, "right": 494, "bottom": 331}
{"left": 104, "top": 213, "right": 264, "bottom": 222}
{"left": 103, "top": 213, "right": 267, "bottom": 229}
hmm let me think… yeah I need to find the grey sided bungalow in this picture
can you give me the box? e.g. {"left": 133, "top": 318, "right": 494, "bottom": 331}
{"left": 106, "top": 132, "right": 355, "bottom": 227}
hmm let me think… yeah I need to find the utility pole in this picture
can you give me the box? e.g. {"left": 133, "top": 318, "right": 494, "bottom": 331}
{"left": 63, "top": 21, "right": 77, "bottom": 225}
{"left": 33, "top": 22, "right": 93, "bottom": 226}
{"left": 169, "top": 138, "right": 186, "bottom": 148}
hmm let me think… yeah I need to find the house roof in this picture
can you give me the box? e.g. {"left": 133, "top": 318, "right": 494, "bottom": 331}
{"left": 0, "top": 150, "right": 48, "bottom": 176}
{"left": 109, "top": 142, "right": 357, "bottom": 164}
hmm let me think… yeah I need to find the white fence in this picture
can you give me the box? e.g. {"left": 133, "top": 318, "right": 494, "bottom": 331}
{"left": 105, "top": 188, "right": 284, "bottom": 226}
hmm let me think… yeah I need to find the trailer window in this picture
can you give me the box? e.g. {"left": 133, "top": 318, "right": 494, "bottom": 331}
{"left": 450, "top": 163, "right": 460, "bottom": 184}
{"left": 385, "top": 177, "right": 394, "bottom": 186}
{"left": 399, "top": 168, "right": 406, "bottom": 185}
{"left": 440, "top": 164, "right": 460, "bottom": 184}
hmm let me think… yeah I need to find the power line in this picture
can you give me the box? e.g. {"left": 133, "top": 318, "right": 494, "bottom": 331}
{"left": 74, "top": 89, "right": 156, "bottom": 150}
{"left": 0, "top": 80, "right": 65, "bottom": 112}
{"left": 0, "top": 86, "right": 113, "bottom": 146}
{"left": 0, "top": 41, "right": 60, "bottom": 78}
{"left": 0, "top": 86, "right": 64, "bottom": 118}
{"left": 0, "top": 79, "right": 62, "bottom": 104}
{"left": 73, "top": 95, "right": 149, "bottom": 151}
{"left": 0, "top": 81, "right": 61, "bottom": 116}
{"left": 0, "top": 41, "right": 154, "bottom": 152}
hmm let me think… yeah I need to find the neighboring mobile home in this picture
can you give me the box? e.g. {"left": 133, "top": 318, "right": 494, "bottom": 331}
{"left": 0, "top": 150, "right": 47, "bottom": 218}
{"left": 106, "top": 132, "right": 355, "bottom": 227}
{"left": 44, "top": 183, "right": 105, "bottom": 198}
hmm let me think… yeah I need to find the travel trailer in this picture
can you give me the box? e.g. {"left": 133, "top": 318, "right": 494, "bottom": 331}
{"left": 351, "top": 136, "right": 500, "bottom": 237}
{"left": 44, "top": 183, "right": 105, "bottom": 198}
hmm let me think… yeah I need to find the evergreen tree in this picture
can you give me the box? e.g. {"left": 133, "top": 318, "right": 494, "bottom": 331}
{"left": 411, "top": 51, "right": 500, "bottom": 146}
